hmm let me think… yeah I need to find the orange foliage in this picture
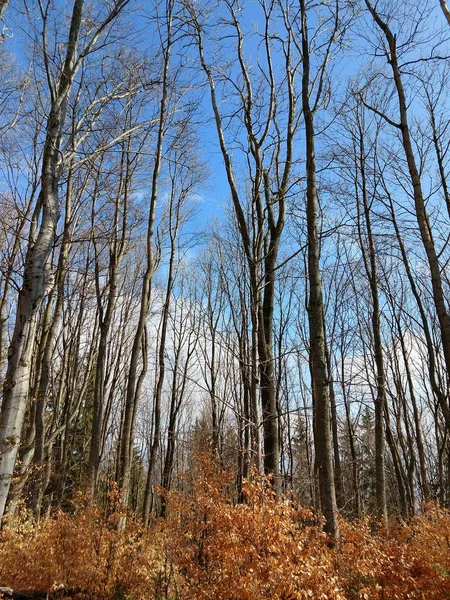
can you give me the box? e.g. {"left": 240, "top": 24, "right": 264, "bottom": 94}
{"left": 162, "top": 456, "right": 344, "bottom": 600}
{"left": 0, "top": 488, "right": 164, "bottom": 599}
{"left": 338, "top": 505, "right": 450, "bottom": 599}
{"left": 0, "top": 456, "right": 449, "bottom": 600}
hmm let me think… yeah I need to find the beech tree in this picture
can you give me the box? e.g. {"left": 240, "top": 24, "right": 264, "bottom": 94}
{"left": 0, "top": 0, "right": 134, "bottom": 523}
{"left": 292, "top": 0, "right": 346, "bottom": 538}
{"left": 117, "top": 0, "right": 174, "bottom": 515}
{"left": 186, "top": 0, "right": 299, "bottom": 491}
{"left": 0, "top": 0, "right": 449, "bottom": 540}
{"left": 363, "top": 0, "right": 450, "bottom": 428}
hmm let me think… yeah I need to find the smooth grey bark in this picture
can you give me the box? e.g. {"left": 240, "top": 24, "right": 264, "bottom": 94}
{"left": 0, "top": 0, "right": 85, "bottom": 524}
{"left": 0, "top": 0, "right": 131, "bottom": 523}
{"left": 0, "top": 194, "right": 36, "bottom": 374}
{"left": 29, "top": 162, "right": 77, "bottom": 519}
{"left": 440, "top": 0, "right": 450, "bottom": 26}
{"left": 299, "top": 0, "right": 339, "bottom": 539}
{"left": 365, "top": 0, "right": 450, "bottom": 421}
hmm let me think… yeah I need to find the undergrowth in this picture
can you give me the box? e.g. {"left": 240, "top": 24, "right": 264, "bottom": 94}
{"left": 0, "top": 456, "right": 449, "bottom": 599}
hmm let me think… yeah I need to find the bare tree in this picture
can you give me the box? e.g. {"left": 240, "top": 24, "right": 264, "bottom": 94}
{"left": 364, "top": 0, "right": 450, "bottom": 428}
{"left": 348, "top": 102, "right": 388, "bottom": 522}
{"left": 0, "top": 0, "right": 132, "bottom": 523}
{"left": 118, "top": 0, "right": 174, "bottom": 516}
{"left": 285, "top": 0, "right": 349, "bottom": 538}
{"left": 142, "top": 134, "right": 202, "bottom": 522}
{"left": 186, "top": 0, "right": 299, "bottom": 491}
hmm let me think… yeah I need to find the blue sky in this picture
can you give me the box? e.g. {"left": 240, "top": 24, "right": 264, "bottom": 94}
{"left": 1, "top": 0, "right": 449, "bottom": 247}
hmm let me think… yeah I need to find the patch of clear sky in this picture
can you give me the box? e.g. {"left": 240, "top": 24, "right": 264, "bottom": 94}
{"left": 1, "top": 0, "right": 448, "bottom": 243}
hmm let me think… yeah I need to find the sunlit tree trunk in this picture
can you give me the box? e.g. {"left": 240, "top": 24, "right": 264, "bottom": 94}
{"left": 0, "top": 0, "right": 85, "bottom": 523}
{"left": 118, "top": 2, "right": 173, "bottom": 518}
{"left": 0, "top": 0, "right": 131, "bottom": 524}
{"left": 440, "top": 0, "right": 450, "bottom": 26}
{"left": 299, "top": 0, "right": 339, "bottom": 539}
{"left": 0, "top": 0, "right": 9, "bottom": 23}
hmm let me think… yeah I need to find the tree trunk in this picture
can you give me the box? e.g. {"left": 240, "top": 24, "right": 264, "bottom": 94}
{"left": 353, "top": 110, "right": 388, "bottom": 524}
{"left": 0, "top": 0, "right": 85, "bottom": 523}
{"left": 325, "top": 323, "right": 343, "bottom": 509}
{"left": 366, "top": 0, "right": 450, "bottom": 422}
{"left": 300, "top": 0, "right": 339, "bottom": 539}
{"left": 118, "top": 5, "right": 172, "bottom": 517}
{"left": 440, "top": 0, "right": 450, "bottom": 26}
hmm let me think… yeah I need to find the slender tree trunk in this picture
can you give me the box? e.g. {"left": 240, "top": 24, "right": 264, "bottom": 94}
{"left": 440, "top": 0, "right": 450, "bottom": 26}
{"left": 0, "top": 0, "right": 131, "bottom": 524}
{"left": 366, "top": 0, "right": 450, "bottom": 418}
{"left": 393, "top": 310, "right": 430, "bottom": 501}
{"left": 324, "top": 323, "right": 343, "bottom": 509}
{"left": 30, "top": 163, "right": 76, "bottom": 519}
{"left": 258, "top": 246, "right": 280, "bottom": 487}
{"left": 0, "top": 201, "right": 35, "bottom": 373}
{"left": 190, "top": 2, "right": 294, "bottom": 487}
{"left": 386, "top": 188, "right": 450, "bottom": 428}
{"left": 342, "top": 355, "right": 361, "bottom": 517}
{"left": 0, "top": 0, "right": 85, "bottom": 523}
{"left": 0, "top": 0, "right": 9, "bottom": 23}
{"left": 89, "top": 141, "right": 130, "bottom": 493}
{"left": 142, "top": 212, "right": 177, "bottom": 523}
{"left": 384, "top": 405, "right": 409, "bottom": 517}
{"left": 353, "top": 111, "right": 388, "bottom": 524}
{"left": 428, "top": 95, "right": 450, "bottom": 219}
{"left": 118, "top": 5, "right": 172, "bottom": 516}
{"left": 300, "top": 0, "right": 339, "bottom": 538}
{"left": 159, "top": 304, "right": 197, "bottom": 517}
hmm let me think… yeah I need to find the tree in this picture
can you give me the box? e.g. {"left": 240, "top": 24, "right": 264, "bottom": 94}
{"left": 0, "top": 0, "right": 133, "bottom": 523}
{"left": 186, "top": 0, "right": 299, "bottom": 491}
{"left": 286, "top": 0, "right": 348, "bottom": 538}
{"left": 364, "top": 0, "right": 450, "bottom": 429}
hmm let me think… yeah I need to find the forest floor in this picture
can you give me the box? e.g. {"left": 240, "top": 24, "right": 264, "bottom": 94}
{"left": 0, "top": 458, "right": 449, "bottom": 600}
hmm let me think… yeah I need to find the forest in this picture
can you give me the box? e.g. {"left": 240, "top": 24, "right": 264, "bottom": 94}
{"left": 0, "top": 0, "right": 450, "bottom": 598}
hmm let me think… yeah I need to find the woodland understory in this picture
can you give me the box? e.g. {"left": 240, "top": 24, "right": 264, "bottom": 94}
{"left": 0, "top": 455, "right": 450, "bottom": 600}
{"left": 1, "top": 0, "right": 450, "bottom": 598}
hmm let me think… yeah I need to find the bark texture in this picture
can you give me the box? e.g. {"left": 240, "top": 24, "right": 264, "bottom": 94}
{"left": 300, "top": 0, "right": 339, "bottom": 539}
{"left": 0, "top": 0, "right": 85, "bottom": 523}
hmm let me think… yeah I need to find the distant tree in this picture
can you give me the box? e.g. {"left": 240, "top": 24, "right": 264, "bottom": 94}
{"left": 186, "top": 0, "right": 299, "bottom": 493}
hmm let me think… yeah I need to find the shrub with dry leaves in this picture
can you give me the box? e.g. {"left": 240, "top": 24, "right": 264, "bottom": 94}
{"left": 0, "top": 456, "right": 449, "bottom": 600}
